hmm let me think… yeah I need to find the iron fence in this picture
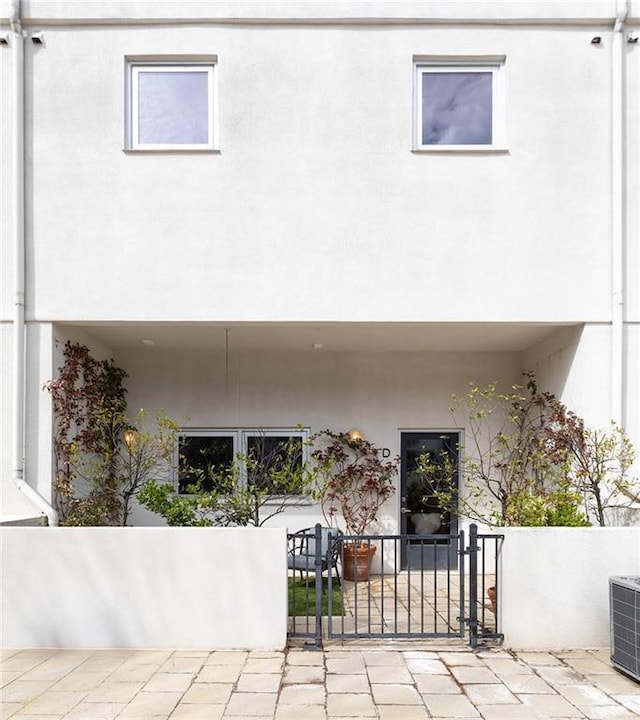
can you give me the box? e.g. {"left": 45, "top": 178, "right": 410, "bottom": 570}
{"left": 472, "top": 526, "right": 504, "bottom": 646}
{"left": 327, "top": 532, "right": 465, "bottom": 640}
{"left": 287, "top": 523, "right": 503, "bottom": 648}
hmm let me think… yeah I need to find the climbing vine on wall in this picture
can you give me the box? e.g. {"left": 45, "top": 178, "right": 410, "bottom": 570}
{"left": 43, "top": 341, "right": 128, "bottom": 525}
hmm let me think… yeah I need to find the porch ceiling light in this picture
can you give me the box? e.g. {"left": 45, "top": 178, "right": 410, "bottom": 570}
{"left": 312, "top": 342, "right": 323, "bottom": 350}
{"left": 142, "top": 339, "right": 155, "bottom": 346}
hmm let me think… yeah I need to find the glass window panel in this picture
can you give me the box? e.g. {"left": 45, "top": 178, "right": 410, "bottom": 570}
{"left": 179, "top": 435, "right": 234, "bottom": 494}
{"left": 246, "top": 436, "right": 303, "bottom": 494}
{"left": 421, "top": 71, "right": 492, "bottom": 145}
{"left": 138, "top": 71, "right": 209, "bottom": 145}
{"left": 404, "top": 434, "right": 457, "bottom": 536}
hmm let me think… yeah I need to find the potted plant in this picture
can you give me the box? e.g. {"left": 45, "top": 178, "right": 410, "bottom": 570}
{"left": 311, "top": 430, "right": 399, "bottom": 581}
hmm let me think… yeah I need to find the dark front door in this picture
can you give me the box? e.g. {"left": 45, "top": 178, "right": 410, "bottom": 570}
{"left": 400, "top": 432, "right": 459, "bottom": 570}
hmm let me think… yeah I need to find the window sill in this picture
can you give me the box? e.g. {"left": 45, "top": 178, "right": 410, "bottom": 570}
{"left": 173, "top": 492, "right": 313, "bottom": 505}
{"left": 123, "top": 148, "right": 221, "bottom": 155}
{"left": 263, "top": 495, "right": 314, "bottom": 507}
{"left": 412, "top": 147, "right": 510, "bottom": 155}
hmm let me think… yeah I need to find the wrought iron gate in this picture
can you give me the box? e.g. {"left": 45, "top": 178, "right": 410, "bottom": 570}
{"left": 287, "top": 524, "right": 503, "bottom": 648}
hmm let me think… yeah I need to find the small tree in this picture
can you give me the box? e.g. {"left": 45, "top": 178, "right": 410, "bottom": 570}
{"left": 543, "top": 413, "right": 638, "bottom": 526}
{"left": 448, "top": 373, "right": 575, "bottom": 526}
{"left": 237, "top": 435, "right": 315, "bottom": 526}
{"left": 44, "top": 342, "right": 178, "bottom": 525}
{"left": 311, "top": 430, "right": 399, "bottom": 537}
{"left": 446, "top": 373, "right": 638, "bottom": 527}
{"left": 117, "top": 410, "right": 179, "bottom": 526}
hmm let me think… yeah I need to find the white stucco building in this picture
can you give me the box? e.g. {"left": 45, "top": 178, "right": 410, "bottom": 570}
{"left": 1, "top": 0, "right": 639, "bottom": 533}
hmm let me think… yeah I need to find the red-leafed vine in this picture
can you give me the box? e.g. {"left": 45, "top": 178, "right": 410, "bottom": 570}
{"left": 43, "top": 341, "right": 128, "bottom": 525}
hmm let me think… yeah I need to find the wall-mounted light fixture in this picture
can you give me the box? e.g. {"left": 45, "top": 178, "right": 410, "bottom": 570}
{"left": 124, "top": 428, "right": 138, "bottom": 449}
{"left": 0, "top": 35, "right": 10, "bottom": 45}
{"left": 348, "top": 429, "right": 364, "bottom": 443}
{"left": 31, "top": 32, "right": 44, "bottom": 45}
{"left": 629, "top": 36, "right": 639, "bottom": 44}
{"left": 591, "top": 36, "right": 602, "bottom": 45}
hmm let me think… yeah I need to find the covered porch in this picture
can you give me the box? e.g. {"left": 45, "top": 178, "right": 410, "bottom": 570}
{"left": 4, "top": 320, "right": 598, "bottom": 527}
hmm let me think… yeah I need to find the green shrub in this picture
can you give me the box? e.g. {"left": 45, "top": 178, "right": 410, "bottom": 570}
{"left": 505, "top": 484, "right": 590, "bottom": 527}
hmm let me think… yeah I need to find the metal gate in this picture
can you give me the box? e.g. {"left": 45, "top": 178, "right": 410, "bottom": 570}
{"left": 287, "top": 524, "right": 503, "bottom": 648}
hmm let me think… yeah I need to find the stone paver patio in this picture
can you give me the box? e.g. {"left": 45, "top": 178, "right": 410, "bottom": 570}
{"left": 290, "top": 570, "right": 497, "bottom": 638}
{"left": 2, "top": 644, "right": 640, "bottom": 719}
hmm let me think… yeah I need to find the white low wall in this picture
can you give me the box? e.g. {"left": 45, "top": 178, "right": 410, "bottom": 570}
{"left": 499, "top": 528, "right": 640, "bottom": 650}
{"left": 5, "top": 525, "right": 637, "bottom": 651}
{"left": 1, "top": 527, "right": 287, "bottom": 650}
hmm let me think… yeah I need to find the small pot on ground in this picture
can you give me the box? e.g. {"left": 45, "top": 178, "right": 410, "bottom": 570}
{"left": 487, "top": 586, "right": 497, "bottom": 614}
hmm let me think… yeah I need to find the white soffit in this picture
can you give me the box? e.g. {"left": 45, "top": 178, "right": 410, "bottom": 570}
{"left": 68, "top": 322, "right": 579, "bottom": 354}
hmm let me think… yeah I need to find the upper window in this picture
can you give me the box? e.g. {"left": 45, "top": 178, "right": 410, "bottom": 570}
{"left": 413, "top": 59, "right": 506, "bottom": 151}
{"left": 126, "top": 60, "right": 217, "bottom": 151}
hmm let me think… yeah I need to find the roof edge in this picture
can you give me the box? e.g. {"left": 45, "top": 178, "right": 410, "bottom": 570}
{"left": 1, "top": 1, "right": 637, "bottom": 26}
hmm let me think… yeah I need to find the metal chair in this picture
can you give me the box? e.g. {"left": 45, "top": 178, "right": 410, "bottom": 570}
{"left": 287, "top": 525, "right": 343, "bottom": 585}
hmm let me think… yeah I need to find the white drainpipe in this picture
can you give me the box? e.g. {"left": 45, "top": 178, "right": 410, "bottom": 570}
{"left": 610, "top": 0, "right": 627, "bottom": 426}
{"left": 9, "top": 0, "right": 58, "bottom": 525}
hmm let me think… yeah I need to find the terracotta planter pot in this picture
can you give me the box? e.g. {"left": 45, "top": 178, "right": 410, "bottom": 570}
{"left": 343, "top": 542, "right": 376, "bottom": 582}
{"left": 487, "top": 586, "right": 497, "bottom": 614}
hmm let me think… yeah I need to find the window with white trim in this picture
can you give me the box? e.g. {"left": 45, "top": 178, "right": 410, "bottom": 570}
{"left": 178, "top": 429, "right": 308, "bottom": 495}
{"left": 126, "top": 60, "right": 217, "bottom": 150}
{"left": 414, "top": 59, "right": 506, "bottom": 150}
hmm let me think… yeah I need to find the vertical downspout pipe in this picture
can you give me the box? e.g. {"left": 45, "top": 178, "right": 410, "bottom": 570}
{"left": 9, "top": 0, "right": 57, "bottom": 525}
{"left": 610, "top": 0, "right": 627, "bottom": 426}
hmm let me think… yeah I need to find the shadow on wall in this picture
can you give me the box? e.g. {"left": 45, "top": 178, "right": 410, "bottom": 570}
{"left": 605, "top": 506, "right": 640, "bottom": 527}
{"left": 524, "top": 324, "right": 583, "bottom": 399}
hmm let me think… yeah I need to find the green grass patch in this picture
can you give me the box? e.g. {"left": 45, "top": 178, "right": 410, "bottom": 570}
{"left": 288, "top": 577, "right": 344, "bottom": 616}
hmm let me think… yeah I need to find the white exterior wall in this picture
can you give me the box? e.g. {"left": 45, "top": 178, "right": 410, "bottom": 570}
{"left": 1, "top": 1, "right": 638, "bottom": 519}
{"left": 1, "top": 526, "right": 287, "bottom": 649}
{"left": 524, "top": 324, "right": 614, "bottom": 426}
{"left": 499, "top": 528, "right": 640, "bottom": 650}
{"left": 3, "top": 323, "right": 118, "bottom": 515}
{"left": 24, "top": 322, "right": 54, "bottom": 501}
{"left": 120, "top": 346, "right": 522, "bottom": 528}
{"left": 17, "top": 20, "right": 614, "bottom": 323}
{"left": 524, "top": 323, "right": 640, "bottom": 479}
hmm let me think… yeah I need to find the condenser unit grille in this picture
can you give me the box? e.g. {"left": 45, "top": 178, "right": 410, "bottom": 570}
{"left": 610, "top": 576, "right": 640, "bottom": 682}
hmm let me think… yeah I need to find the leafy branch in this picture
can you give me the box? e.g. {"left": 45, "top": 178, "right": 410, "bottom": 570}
{"left": 446, "top": 372, "right": 638, "bottom": 527}
{"left": 310, "top": 430, "right": 399, "bottom": 537}
{"left": 139, "top": 433, "right": 316, "bottom": 527}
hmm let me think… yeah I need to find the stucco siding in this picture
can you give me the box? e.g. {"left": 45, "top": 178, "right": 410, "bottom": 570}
{"left": 7, "top": 22, "right": 614, "bottom": 322}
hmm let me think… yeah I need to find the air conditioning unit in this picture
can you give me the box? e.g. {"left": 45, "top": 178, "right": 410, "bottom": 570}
{"left": 610, "top": 576, "right": 640, "bottom": 682}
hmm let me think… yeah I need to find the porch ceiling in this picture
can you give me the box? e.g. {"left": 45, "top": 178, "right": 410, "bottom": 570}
{"left": 68, "top": 322, "right": 577, "bottom": 354}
